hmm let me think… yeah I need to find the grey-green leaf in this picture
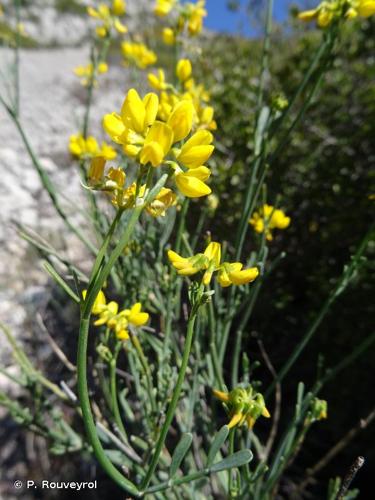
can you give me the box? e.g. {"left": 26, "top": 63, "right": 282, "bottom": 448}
{"left": 207, "top": 425, "right": 229, "bottom": 466}
{"left": 210, "top": 450, "right": 253, "bottom": 473}
{"left": 170, "top": 433, "right": 193, "bottom": 477}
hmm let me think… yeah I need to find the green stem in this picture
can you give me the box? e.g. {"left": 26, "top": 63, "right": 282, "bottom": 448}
{"left": 231, "top": 279, "right": 262, "bottom": 387}
{"left": 77, "top": 318, "right": 139, "bottom": 495}
{"left": 77, "top": 175, "right": 167, "bottom": 493}
{"left": 82, "top": 38, "right": 111, "bottom": 138}
{"left": 129, "top": 331, "right": 157, "bottom": 413}
{"left": 109, "top": 343, "right": 128, "bottom": 441}
{"left": 140, "top": 307, "right": 199, "bottom": 492}
{"left": 208, "top": 295, "right": 224, "bottom": 389}
{"left": 255, "top": 0, "right": 274, "bottom": 116}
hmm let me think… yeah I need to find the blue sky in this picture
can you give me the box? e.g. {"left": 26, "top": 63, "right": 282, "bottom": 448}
{"left": 202, "top": 0, "right": 307, "bottom": 35}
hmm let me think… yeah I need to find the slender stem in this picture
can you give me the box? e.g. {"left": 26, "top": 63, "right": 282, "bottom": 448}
{"left": 77, "top": 318, "right": 139, "bottom": 495}
{"left": 208, "top": 296, "right": 224, "bottom": 388}
{"left": 77, "top": 176, "right": 167, "bottom": 493}
{"left": 82, "top": 38, "right": 110, "bottom": 138}
{"left": 255, "top": 0, "right": 274, "bottom": 116}
{"left": 231, "top": 278, "right": 262, "bottom": 387}
{"left": 129, "top": 330, "right": 157, "bottom": 413}
{"left": 140, "top": 307, "right": 199, "bottom": 492}
{"left": 109, "top": 343, "right": 128, "bottom": 441}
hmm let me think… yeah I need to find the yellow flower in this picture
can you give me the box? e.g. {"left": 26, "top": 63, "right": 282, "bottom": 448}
{"left": 112, "top": 0, "right": 126, "bottom": 16}
{"left": 148, "top": 69, "right": 169, "bottom": 91}
{"left": 176, "top": 59, "right": 193, "bottom": 83}
{"left": 140, "top": 121, "right": 174, "bottom": 167}
{"left": 86, "top": 289, "right": 150, "bottom": 341}
{"left": 217, "top": 263, "right": 259, "bottom": 287}
{"left": 167, "top": 100, "right": 194, "bottom": 142}
{"left": 168, "top": 242, "right": 259, "bottom": 287}
{"left": 121, "top": 41, "right": 157, "bottom": 69}
{"left": 186, "top": 0, "right": 207, "bottom": 35}
{"left": 213, "top": 386, "right": 270, "bottom": 429}
{"left": 175, "top": 166, "right": 211, "bottom": 198}
{"left": 104, "top": 90, "right": 200, "bottom": 169}
{"left": 308, "top": 398, "right": 328, "bottom": 423}
{"left": 74, "top": 61, "right": 108, "bottom": 86}
{"left": 175, "top": 129, "right": 214, "bottom": 169}
{"left": 125, "top": 303, "right": 149, "bottom": 326}
{"left": 249, "top": 204, "right": 290, "bottom": 241}
{"left": 87, "top": 1, "right": 127, "bottom": 37}
{"left": 352, "top": 0, "right": 375, "bottom": 16}
{"left": 82, "top": 289, "right": 107, "bottom": 314}
{"left": 154, "top": 0, "right": 176, "bottom": 17}
{"left": 69, "top": 134, "right": 116, "bottom": 160}
{"left": 162, "top": 27, "right": 175, "bottom": 45}
{"left": 298, "top": 0, "right": 375, "bottom": 27}
{"left": 146, "top": 187, "right": 177, "bottom": 216}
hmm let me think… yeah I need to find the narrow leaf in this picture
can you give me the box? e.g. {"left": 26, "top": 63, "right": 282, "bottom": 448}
{"left": 43, "top": 261, "right": 80, "bottom": 303}
{"left": 210, "top": 450, "right": 253, "bottom": 473}
{"left": 170, "top": 433, "right": 193, "bottom": 477}
{"left": 207, "top": 425, "right": 229, "bottom": 466}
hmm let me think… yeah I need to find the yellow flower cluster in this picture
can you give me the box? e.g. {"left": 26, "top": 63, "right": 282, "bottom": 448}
{"left": 73, "top": 61, "right": 108, "bottom": 87}
{"left": 87, "top": 0, "right": 127, "bottom": 38}
{"left": 213, "top": 386, "right": 270, "bottom": 429}
{"left": 103, "top": 88, "right": 214, "bottom": 198}
{"left": 298, "top": 0, "right": 375, "bottom": 27}
{"left": 83, "top": 290, "right": 149, "bottom": 341}
{"left": 69, "top": 134, "right": 117, "bottom": 160}
{"left": 121, "top": 41, "right": 157, "bottom": 69}
{"left": 154, "top": 0, "right": 207, "bottom": 44}
{"left": 168, "top": 241, "right": 259, "bottom": 287}
{"left": 148, "top": 58, "right": 216, "bottom": 131}
{"left": 249, "top": 204, "right": 290, "bottom": 241}
{"left": 87, "top": 157, "right": 176, "bottom": 216}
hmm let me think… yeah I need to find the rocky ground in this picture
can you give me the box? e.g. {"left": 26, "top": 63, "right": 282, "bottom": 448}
{"left": 0, "top": 43, "right": 136, "bottom": 500}
{"left": 0, "top": 46, "right": 131, "bottom": 352}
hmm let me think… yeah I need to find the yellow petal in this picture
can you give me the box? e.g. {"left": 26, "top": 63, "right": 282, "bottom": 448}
{"left": 140, "top": 141, "right": 165, "bottom": 167}
{"left": 117, "top": 329, "right": 129, "bottom": 340}
{"left": 357, "top": 2, "right": 375, "bottom": 17}
{"left": 178, "top": 143, "right": 214, "bottom": 169}
{"left": 183, "top": 165, "right": 211, "bottom": 181}
{"left": 88, "top": 157, "right": 106, "bottom": 183}
{"left": 114, "top": 18, "right": 127, "bottom": 33}
{"left": 204, "top": 242, "right": 221, "bottom": 266}
{"left": 297, "top": 9, "right": 318, "bottom": 21}
{"left": 143, "top": 92, "right": 159, "bottom": 127}
{"left": 247, "top": 416, "right": 256, "bottom": 429}
{"left": 228, "top": 413, "right": 243, "bottom": 429}
{"left": 83, "top": 289, "right": 106, "bottom": 315}
{"left": 229, "top": 267, "right": 259, "bottom": 286}
{"left": 144, "top": 121, "right": 173, "bottom": 156}
{"left": 213, "top": 389, "right": 230, "bottom": 402}
{"left": 176, "top": 59, "right": 192, "bottom": 82}
{"left": 181, "top": 129, "right": 213, "bottom": 148}
{"left": 217, "top": 269, "right": 231, "bottom": 287}
{"left": 112, "top": 0, "right": 126, "bottom": 16}
{"left": 175, "top": 173, "right": 211, "bottom": 198}
{"left": 121, "top": 88, "right": 146, "bottom": 133}
{"left": 168, "top": 100, "right": 194, "bottom": 142}
{"left": 262, "top": 407, "right": 271, "bottom": 418}
{"left": 103, "top": 113, "right": 125, "bottom": 141}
